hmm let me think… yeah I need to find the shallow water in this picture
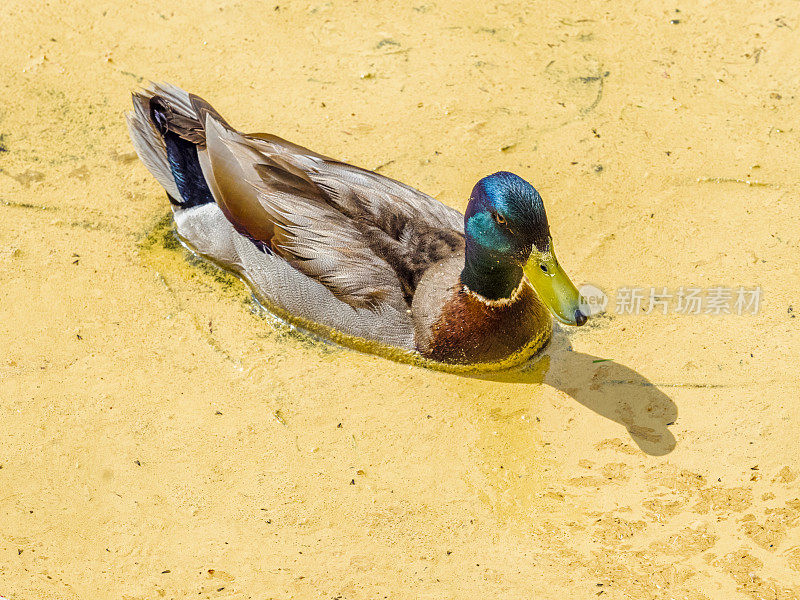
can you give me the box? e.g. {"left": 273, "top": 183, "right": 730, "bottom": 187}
{"left": 2, "top": 1, "right": 800, "bottom": 598}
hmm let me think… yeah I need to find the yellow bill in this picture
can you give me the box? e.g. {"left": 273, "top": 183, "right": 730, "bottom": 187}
{"left": 522, "top": 238, "right": 588, "bottom": 326}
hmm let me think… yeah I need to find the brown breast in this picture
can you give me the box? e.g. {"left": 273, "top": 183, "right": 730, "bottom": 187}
{"left": 411, "top": 254, "right": 551, "bottom": 366}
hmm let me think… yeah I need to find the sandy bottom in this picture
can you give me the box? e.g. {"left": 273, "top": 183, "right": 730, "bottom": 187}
{"left": 2, "top": 1, "right": 800, "bottom": 598}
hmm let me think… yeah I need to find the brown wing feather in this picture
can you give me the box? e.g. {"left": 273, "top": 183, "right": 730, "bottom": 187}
{"left": 203, "top": 117, "right": 409, "bottom": 310}
{"left": 303, "top": 162, "right": 465, "bottom": 299}
{"left": 202, "top": 115, "right": 465, "bottom": 308}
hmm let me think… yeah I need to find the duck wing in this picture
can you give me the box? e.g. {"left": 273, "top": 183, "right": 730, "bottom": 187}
{"left": 201, "top": 115, "right": 465, "bottom": 310}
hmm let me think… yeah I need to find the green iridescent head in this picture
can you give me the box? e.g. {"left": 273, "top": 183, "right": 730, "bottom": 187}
{"left": 462, "top": 171, "right": 587, "bottom": 326}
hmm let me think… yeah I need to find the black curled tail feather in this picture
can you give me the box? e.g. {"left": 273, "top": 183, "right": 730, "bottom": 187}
{"left": 148, "top": 97, "right": 215, "bottom": 208}
{"left": 126, "top": 83, "right": 223, "bottom": 209}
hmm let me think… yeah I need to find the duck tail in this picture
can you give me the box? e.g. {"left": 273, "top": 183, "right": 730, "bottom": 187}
{"left": 126, "top": 82, "right": 228, "bottom": 209}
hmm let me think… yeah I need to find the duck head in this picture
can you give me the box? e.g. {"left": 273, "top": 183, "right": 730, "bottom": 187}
{"left": 461, "top": 171, "right": 588, "bottom": 326}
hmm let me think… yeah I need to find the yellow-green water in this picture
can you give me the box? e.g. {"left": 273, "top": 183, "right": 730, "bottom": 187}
{"left": 2, "top": 1, "right": 800, "bottom": 598}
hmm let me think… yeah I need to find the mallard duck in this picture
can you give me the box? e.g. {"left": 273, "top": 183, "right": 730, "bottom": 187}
{"left": 127, "top": 83, "right": 587, "bottom": 372}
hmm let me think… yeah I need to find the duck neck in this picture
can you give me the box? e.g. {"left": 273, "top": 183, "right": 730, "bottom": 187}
{"left": 460, "top": 245, "right": 523, "bottom": 301}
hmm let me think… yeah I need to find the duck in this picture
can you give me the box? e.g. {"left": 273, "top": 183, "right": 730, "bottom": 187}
{"left": 127, "top": 83, "right": 588, "bottom": 372}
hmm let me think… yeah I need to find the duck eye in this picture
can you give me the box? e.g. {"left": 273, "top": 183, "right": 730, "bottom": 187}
{"left": 492, "top": 212, "right": 507, "bottom": 226}
{"left": 540, "top": 264, "right": 549, "bottom": 273}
